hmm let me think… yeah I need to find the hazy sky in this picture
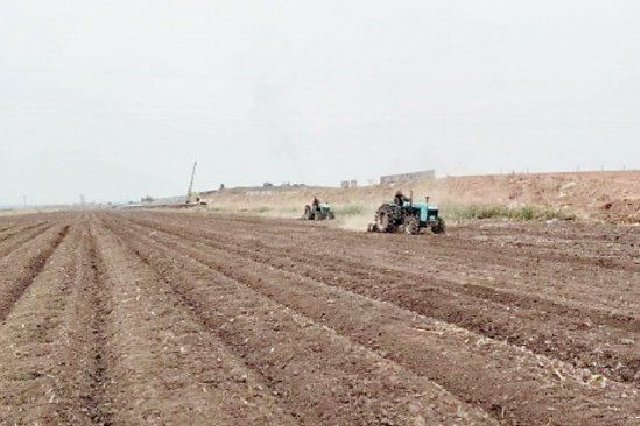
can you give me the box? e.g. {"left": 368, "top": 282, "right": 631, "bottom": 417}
{"left": 1, "top": 1, "right": 639, "bottom": 205}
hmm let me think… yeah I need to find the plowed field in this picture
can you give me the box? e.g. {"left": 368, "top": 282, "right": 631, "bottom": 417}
{"left": 1, "top": 211, "right": 639, "bottom": 425}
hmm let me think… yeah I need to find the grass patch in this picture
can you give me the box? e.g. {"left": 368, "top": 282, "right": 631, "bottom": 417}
{"left": 253, "top": 206, "right": 272, "bottom": 213}
{"left": 333, "top": 204, "right": 367, "bottom": 216}
{"left": 232, "top": 206, "right": 274, "bottom": 214}
{"left": 206, "top": 207, "right": 227, "bottom": 213}
{"left": 280, "top": 206, "right": 300, "bottom": 214}
{"left": 442, "top": 204, "right": 576, "bottom": 221}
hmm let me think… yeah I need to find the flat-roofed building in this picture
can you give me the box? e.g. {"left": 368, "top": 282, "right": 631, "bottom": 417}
{"left": 380, "top": 170, "right": 435, "bottom": 185}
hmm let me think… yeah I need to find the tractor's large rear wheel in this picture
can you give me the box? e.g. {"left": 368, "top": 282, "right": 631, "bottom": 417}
{"left": 377, "top": 206, "right": 396, "bottom": 233}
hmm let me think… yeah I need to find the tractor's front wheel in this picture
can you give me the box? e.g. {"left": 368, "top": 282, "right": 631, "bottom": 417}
{"left": 431, "top": 218, "right": 446, "bottom": 234}
{"left": 405, "top": 216, "right": 420, "bottom": 235}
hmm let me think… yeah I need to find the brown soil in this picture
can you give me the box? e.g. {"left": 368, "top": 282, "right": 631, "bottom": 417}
{"left": 0, "top": 211, "right": 639, "bottom": 425}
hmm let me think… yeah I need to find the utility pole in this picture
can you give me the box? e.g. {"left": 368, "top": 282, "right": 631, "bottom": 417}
{"left": 186, "top": 161, "right": 197, "bottom": 204}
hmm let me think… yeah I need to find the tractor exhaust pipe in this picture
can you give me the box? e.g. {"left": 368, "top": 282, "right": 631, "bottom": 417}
{"left": 410, "top": 191, "right": 413, "bottom": 207}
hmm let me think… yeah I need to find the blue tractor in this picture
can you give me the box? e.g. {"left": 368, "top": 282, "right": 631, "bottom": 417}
{"left": 367, "top": 191, "right": 445, "bottom": 235}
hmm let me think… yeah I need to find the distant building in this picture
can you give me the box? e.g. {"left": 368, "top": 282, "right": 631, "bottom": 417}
{"left": 340, "top": 180, "right": 358, "bottom": 188}
{"left": 350, "top": 180, "right": 358, "bottom": 187}
{"left": 340, "top": 180, "right": 350, "bottom": 188}
{"left": 380, "top": 170, "right": 435, "bottom": 185}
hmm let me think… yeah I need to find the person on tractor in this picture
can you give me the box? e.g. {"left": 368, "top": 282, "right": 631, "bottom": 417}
{"left": 312, "top": 197, "right": 320, "bottom": 212}
{"left": 394, "top": 191, "right": 409, "bottom": 206}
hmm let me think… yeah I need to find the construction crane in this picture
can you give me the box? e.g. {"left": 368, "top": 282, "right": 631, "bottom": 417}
{"left": 185, "top": 162, "right": 208, "bottom": 206}
{"left": 185, "top": 161, "right": 197, "bottom": 205}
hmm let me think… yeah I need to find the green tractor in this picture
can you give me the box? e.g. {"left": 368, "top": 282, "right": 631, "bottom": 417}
{"left": 303, "top": 203, "right": 335, "bottom": 221}
{"left": 367, "top": 192, "right": 445, "bottom": 235}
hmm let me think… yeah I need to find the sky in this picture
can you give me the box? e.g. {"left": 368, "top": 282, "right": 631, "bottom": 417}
{"left": 1, "top": 0, "right": 639, "bottom": 205}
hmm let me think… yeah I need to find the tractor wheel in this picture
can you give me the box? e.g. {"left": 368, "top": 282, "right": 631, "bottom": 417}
{"left": 405, "top": 216, "right": 420, "bottom": 235}
{"left": 431, "top": 217, "right": 446, "bottom": 234}
{"left": 378, "top": 207, "right": 395, "bottom": 233}
{"left": 328, "top": 212, "right": 335, "bottom": 220}
{"left": 303, "top": 205, "right": 311, "bottom": 220}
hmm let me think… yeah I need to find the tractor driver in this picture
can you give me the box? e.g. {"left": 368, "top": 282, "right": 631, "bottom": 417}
{"left": 394, "top": 191, "right": 409, "bottom": 206}
{"left": 312, "top": 197, "right": 320, "bottom": 211}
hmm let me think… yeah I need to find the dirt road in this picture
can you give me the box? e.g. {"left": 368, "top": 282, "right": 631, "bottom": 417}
{"left": 0, "top": 211, "right": 639, "bottom": 425}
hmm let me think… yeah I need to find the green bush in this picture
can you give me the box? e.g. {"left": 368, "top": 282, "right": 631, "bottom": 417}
{"left": 442, "top": 204, "right": 575, "bottom": 221}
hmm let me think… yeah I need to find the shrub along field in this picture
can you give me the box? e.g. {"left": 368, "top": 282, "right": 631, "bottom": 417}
{"left": 442, "top": 204, "right": 577, "bottom": 221}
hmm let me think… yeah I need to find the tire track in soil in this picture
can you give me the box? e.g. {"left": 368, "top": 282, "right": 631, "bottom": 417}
{"left": 347, "top": 232, "right": 640, "bottom": 307}
{"left": 0, "top": 216, "right": 116, "bottom": 425}
{"left": 126, "top": 214, "right": 636, "bottom": 328}
{"left": 0, "top": 221, "right": 46, "bottom": 241}
{"left": 0, "top": 225, "right": 16, "bottom": 236}
{"left": 243, "top": 216, "right": 640, "bottom": 309}
{"left": 84, "top": 225, "right": 114, "bottom": 425}
{"left": 200, "top": 216, "right": 640, "bottom": 332}
{"left": 121, "top": 214, "right": 640, "bottom": 386}
{"left": 135, "top": 213, "right": 640, "bottom": 318}
{"left": 406, "top": 227, "right": 640, "bottom": 274}
{"left": 250, "top": 230, "right": 639, "bottom": 331}
{"left": 173, "top": 213, "right": 640, "bottom": 303}
{"left": 91, "top": 218, "right": 301, "bottom": 426}
{"left": 99, "top": 215, "right": 498, "bottom": 426}
{"left": 205, "top": 214, "right": 640, "bottom": 302}
{"left": 108, "top": 214, "right": 640, "bottom": 426}
{"left": 0, "top": 222, "right": 53, "bottom": 259}
{"left": 367, "top": 236, "right": 640, "bottom": 313}
{"left": 0, "top": 221, "right": 80, "bottom": 424}
{"left": 0, "top": 225, "right": 70, "bottom": 323}
{"left": 451, "top": 222, "right": 640, "bottom": 249}
{"left": 61, "top": 219, "right": 116, "bottom": 425}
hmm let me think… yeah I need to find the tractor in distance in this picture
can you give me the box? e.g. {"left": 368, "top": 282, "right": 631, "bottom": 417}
{"left": 367, "top": 191, "right": 445, "bottom": 235}
{"left": 302, "top": 198, "right": 335, "bottom": 220}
